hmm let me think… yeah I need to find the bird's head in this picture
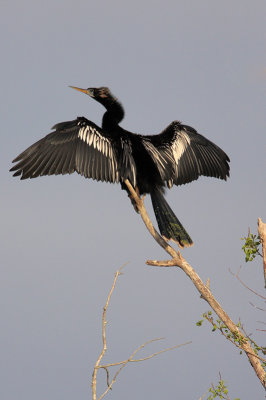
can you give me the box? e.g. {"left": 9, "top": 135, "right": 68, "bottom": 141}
{"left": 69, "top": 85, "right": 123, "bottom": 124}
{"left": 69, "top": 85, "right": 112, "bottom": 100}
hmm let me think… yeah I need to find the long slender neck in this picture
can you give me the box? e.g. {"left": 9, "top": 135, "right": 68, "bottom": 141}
{"left": 99, "top": 95, "right": 125, "bottom": 129}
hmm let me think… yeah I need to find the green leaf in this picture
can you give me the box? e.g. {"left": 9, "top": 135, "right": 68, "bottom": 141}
{"left": 196, "top": 320, "right": 204, "bottom": 326}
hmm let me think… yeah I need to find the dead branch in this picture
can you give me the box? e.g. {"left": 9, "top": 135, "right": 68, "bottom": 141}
{"left": 124, "top": 179, "right": 266, "bottom": 389}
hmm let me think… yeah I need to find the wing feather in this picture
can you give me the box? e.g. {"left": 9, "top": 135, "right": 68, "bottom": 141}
{"left": 142, "top": 139, "right": 175, "bottom": 182}
{"left": 149, "top": 121, "right": 230, "bottom": 186}
{"left": 10, "top": 118, "right": 120, "bottom": 184}
{"left": 118, "top": 138, "right": 137, "bottom": 187}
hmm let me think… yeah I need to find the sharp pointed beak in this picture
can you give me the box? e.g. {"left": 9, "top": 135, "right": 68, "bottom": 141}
{"left": 69, "top": 86, "right": 94, "bottom": 96}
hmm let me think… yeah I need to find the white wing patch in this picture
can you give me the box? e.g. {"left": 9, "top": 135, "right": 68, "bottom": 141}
{"left": 78, "top": 125, "right": 119, "bottom": 183}
{"left": 78, "top": 126, "right": 115, "bottom": 159}
{"left": 172, "top": 131, "right": 191, "bottom": 164}
{"left": 143, "top": 140, "right": 165, "bottom": 168}
{"left": 143, "top": 140, "right": 170, "bottom": 179}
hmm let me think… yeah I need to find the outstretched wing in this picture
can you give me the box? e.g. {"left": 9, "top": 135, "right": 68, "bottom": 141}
{"left": 149, "top": 121, "right": 230, "bottom": 187}
{"left": 10, "top": 117, "right": 120, "bottom": 183}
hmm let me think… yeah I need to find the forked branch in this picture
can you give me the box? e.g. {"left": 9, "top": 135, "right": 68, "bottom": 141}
{"left": 92, "top": 263, "right": 191, "bottom": 400}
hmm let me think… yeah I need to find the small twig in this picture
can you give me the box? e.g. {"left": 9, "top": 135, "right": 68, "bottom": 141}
{"left": 229, "top": 266, "right": 266, "bottom": 300}
{"left": 240, "top": 325, "right": 266, "bottom": 357}
{"left": 249, "top": 302, "right": 266, "bottom": 312}
{"left": 100, "top": 340, "right": 191, "bottom": 367}
{"left": 128, "top": 342, "right": 190, "bottom": 362}
{"left": 101, "top": 367, "right": 111, "bottom": 388}
{"left": 210, "top": 372, "right": 231, "bottom": 400}
{"left": 198, "top": 390, "right": 209, "bottom": 400}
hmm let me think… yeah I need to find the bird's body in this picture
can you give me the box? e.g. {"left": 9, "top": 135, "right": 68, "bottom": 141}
{"left": 10, "top": 86, "right": 230, "bottom": 247}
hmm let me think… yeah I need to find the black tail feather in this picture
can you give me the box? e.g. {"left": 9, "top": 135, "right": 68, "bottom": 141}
{"left": 150, "top": 189, "right": 193, "bottom": 248}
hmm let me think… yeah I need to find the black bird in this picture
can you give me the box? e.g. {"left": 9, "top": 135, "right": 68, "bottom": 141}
{"left": 10, "top": 86, "right": 230, "bottom": 247}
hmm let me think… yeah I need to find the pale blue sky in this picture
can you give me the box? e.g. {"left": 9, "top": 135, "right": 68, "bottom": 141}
{"left": 1, "top": 1, "right": 265, "bottom": 399}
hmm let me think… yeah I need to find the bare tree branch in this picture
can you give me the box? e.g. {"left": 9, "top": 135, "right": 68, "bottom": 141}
{"left": 92, "top": 262, "right": 191, "bottom": 399}
{"left": 124, "top": 179, "right": 266, "bottom": 389}
{"left": 92, "top": 264, "right": 126, "bottom": 400}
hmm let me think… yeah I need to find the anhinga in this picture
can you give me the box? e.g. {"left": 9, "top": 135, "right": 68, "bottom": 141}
{"left": 10, "top": 86, "right": 230, "bottom": 247}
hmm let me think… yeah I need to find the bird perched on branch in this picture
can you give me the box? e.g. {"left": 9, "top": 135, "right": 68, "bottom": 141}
{"left": 10, "top": 86, "right": 230, "bottom": 247}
